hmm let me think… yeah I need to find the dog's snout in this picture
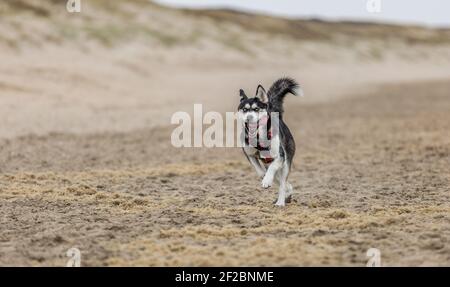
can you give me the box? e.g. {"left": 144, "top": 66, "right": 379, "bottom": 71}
{"left": 246, "top": 113, "right": 256, "bottom": 122}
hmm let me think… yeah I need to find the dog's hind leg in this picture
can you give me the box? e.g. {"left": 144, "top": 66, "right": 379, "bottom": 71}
{"left": 248, "top": 156, "right": 266, "bottom": 178}
{"left": 285, "top": 182, "right": 293, "bottom": 203}
{"left": 274, "top": 173, "right": 293, "bottom": 203}
{"left": 274, "top": 161, "right": 290, "bottom": 207}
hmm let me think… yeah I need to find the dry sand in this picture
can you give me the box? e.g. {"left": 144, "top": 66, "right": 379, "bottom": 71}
{"left": 1, "top": 80, "right": 449, "bottom": 266}
{"left": 0, "top": 0, "right": 449, "bottom": 266}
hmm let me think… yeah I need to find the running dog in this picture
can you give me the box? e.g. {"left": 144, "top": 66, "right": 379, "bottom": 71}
{"left": 238, "top": 78, "right": 301, "bottom": 206}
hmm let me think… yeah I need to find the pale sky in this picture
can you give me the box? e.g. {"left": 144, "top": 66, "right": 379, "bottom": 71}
{"left": 154, "top": 0, "right": 450, "bottom": 27}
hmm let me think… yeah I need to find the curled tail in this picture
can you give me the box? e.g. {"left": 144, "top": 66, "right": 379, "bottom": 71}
{"left": 267, "top": 77, "right": 301, "bottom": 116}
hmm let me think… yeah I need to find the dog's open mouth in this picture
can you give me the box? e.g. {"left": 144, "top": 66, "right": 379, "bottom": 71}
{"left": 245, "top": 122, "right": 259, "bottom": 138}
{"left": 245, "top": 116, "right": 270, "bottom": 138}
{"left": 246, "top": 116, "right": 269, "bottom": 133}
{"left": 246, "top": 122, "right": 258, "bottom": 130}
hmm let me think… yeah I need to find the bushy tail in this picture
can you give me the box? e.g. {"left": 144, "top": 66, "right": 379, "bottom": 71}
{"left": 267, "top": 77, "right": 300, "bottom": 116}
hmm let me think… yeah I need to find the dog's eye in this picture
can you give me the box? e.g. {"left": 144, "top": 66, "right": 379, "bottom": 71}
{"left": 254, "top": 108, "right": 259, "bottom": 112}
{"left": 242, "top": 108, "right": 248, "bottom": 112}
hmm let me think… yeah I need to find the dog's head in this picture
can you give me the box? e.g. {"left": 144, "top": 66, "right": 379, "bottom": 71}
{"left": 238, "top": 85, "right": 268, "bottom": 124}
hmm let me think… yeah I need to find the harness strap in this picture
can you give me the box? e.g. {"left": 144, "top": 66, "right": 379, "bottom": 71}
{"left": 245, "top": 115, "right": 273, "bottom": 163}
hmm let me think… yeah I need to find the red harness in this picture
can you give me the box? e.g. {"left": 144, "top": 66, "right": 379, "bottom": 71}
{"left": 260, "top": 155, "right": 274, "bottom": 164}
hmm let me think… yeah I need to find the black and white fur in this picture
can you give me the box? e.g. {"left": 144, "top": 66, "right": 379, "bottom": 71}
{"left": 238, "top": 78, "right": 301, "bottom": 207}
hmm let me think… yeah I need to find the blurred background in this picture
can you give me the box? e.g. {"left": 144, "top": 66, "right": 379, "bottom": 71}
{"left": 156, "top": 0, "right": 450, "bottom": 26}
{"left": 1, "top": 0, "right": 450, "bottom": 138}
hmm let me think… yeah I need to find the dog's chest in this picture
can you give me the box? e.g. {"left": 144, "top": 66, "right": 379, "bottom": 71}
{"left": 243, "top": 135, "right": 279, "bottom": 164}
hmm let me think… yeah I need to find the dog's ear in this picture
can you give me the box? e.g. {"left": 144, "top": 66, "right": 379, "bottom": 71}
{"left": 240, "top": 89, "right": 248, "bottom": 101}
{"left": 255, "top": 85, "right": 268, "bottom": 103}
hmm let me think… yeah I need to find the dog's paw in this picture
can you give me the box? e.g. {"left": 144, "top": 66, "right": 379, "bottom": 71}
{"left": 285, "top": 195, "right": 292, "bottom": 203}
{"left": 274, "top": 200, "right": 286, "bottom": 207}
{"left": 261, "top": 176, "right": 273, "bottom": 188}
{"left": 273, "top": 196, "right": 290, "bottom": 205}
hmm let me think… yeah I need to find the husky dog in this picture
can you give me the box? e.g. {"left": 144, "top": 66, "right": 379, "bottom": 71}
{"left": 238, "top": 78, "right": 301, "bottom": 207}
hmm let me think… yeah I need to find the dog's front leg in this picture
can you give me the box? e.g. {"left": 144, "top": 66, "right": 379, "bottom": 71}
{"left": 274, "top": 161, "right": 290, "bottom": 207}
{"left": 261, "top": 157, "right": 282, "bottom": 188}
{"left": 248, "top": 156, "right": 266, "bottom": 178}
